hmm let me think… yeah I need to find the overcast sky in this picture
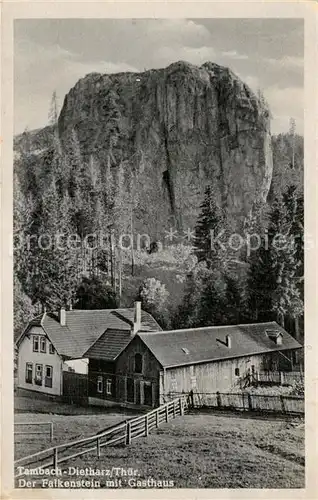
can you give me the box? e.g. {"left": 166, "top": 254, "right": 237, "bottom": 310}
{"left": 14, "top": 18, "right": 304, "bottom": 136}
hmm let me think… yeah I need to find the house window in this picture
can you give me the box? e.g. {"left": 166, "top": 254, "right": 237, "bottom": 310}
{"left": 235, "top": 368, "right": 240, "bottom": 377}
{"left": 33, "top": 336, "right": 39, "bottom": 352}
{"left": 25, "top": 363, "right": 33, "bottom": 384}
{"left": 134, "top": 353, "right": 143, "bottom": 374}
{"left": 35, "top": 364, "right": 43, "bottom": 385}
{"left": 40, "top": 337, "right": 46, "bottom": 353}
{"left": 97, "top": 376, "right": 103, "bottom": 394}
{"left": 49, "top": 344, "right": 55, "bottom": 354}
{"left": 45, "top": 365, "right": 53, "bottom": 388}
{"left": 106, "top": 379, "right": 112, "bottom": 395}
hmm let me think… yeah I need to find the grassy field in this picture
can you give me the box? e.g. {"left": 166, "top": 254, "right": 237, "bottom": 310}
{"left": 15, "top": 403, "right": 304, "bottom": 489}
{"left": 14, "top": 396, "right": 143, "bottom": 459}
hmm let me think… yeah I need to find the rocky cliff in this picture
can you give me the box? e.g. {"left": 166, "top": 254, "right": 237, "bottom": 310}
{"left": 35, "top": 61, "right": 275, "bottom": 237}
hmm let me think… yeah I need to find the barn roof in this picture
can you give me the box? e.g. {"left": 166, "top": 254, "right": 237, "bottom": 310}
{"left": 138, "top": 322, "right": 302, "bottom": 368}
{"left": 84, "top": 329, "right": 132, "bottom": 361}
{"left": 18, "top": 308, "right": 161, "bottom": 359}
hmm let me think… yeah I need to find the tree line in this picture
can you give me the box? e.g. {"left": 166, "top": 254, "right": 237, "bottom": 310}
{"left": 14, "top": 92, "right": 143, "bottom": 336}
{"left": 14, "top": 92, "right": 303, "bottom": 341}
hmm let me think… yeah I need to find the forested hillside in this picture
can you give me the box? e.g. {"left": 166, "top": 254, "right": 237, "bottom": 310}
{"left": 13, "top": 63, "right": 304, "bottom": 340}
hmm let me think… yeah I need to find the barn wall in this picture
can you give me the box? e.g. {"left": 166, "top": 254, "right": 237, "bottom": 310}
{"left": 115, "top": 336, "right": 161, "bottom": 406}
{"left": 164, "top": 354, "right": 267, "bottom": 395}
{"left": 17, "top": 327, "right": 63, "bottom": 396}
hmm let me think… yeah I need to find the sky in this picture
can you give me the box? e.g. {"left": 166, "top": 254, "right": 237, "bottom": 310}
{"left": 14, "top": 18, "right": 304, "bottom": 136}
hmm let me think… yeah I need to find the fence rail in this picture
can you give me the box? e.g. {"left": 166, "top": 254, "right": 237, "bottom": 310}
{"left": 14, "top": 397, "right": 187, "bottom": 477}
{"left": 14, "top": 422, "right": 53, "bottom": 441}
{"left": 257, "top": 371, "right": 303, "bottom": 385}
{"left": 180, "top": 391, "right": 304, "bottom": 415}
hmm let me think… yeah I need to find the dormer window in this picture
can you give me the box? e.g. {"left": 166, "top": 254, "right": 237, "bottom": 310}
{"left": 266, "top": 330, "right": 283, "bottom": 345}
{"left": 276, "top": 335, "right": 283, "bottom": 345}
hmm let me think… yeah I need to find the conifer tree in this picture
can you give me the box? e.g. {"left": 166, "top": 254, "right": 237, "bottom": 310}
{"left": 247, "top": 193, "right": 303, "bottom": 328}
{"left": 194, "top": 185, "right": 227, "bottom": 267}
{"left": 25, "top": 176, "right": 79, "bottom": 310}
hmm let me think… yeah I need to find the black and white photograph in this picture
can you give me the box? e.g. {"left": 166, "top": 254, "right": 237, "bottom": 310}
{"left": 5, "top": 11, "right": 312, "bottom": 493}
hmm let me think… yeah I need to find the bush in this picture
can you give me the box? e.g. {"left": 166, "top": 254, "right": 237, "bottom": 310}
{"left": 74, "top": 275, "right": 118, "bottom": 309}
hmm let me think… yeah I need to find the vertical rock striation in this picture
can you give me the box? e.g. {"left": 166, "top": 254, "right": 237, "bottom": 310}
{"left": 58, "top": 60, "right": 273, "bottom": 237}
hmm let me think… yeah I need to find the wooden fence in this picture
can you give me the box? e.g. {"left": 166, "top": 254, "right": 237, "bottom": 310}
{"left": 14, "top": 422, "right": 54, "bottom": 441}
{"left": 14, "top": 397, "right": 187, "bottom": 477}
{"left": 183, "top": 391, "right": 304, "bottom": 415}
{"left": 256, "top": 371, "right": 303, "bottom": 385}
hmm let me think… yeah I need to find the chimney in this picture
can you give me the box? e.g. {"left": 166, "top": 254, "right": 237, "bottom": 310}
{"left": 59, "top": 307, "right": 66, "bottom": 326}
{"left": 226, "top": 334, "right": 231, "bottom": 348}
{"left": 133, "top": 301, "right": 141, "bottom": 335}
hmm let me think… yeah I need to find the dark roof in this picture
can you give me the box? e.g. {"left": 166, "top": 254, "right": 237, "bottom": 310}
{"left": 18, "top": 308, "right": 161, "bottom": 359}
{"left": 112, "top": 309, "right": 161, "bottom": 332}
{"left": 84, "top": 329, "right": 132, "bottom": 361}
{"left": 83, "top": 308, "right": 162, "bottom": 361}
{"left": 138, "top": 322, "right": 302, "bottom": 368}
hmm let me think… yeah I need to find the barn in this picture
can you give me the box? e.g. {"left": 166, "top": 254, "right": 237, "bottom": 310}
{"left": 86, "top": 321, "right": 302, "bottom": 408}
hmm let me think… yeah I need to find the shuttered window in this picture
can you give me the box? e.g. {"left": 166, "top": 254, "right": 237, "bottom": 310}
{"left": 97, "top": 376, "right": 103, "bottom": 394}
{"left": 106, "top": 379, "right": 112, "bottom": 395}
{"left": 35, "top": 364, "right": 43, "bottom": 385}
{"left": 25, "top": 363, "right": 33, "bottom": 384}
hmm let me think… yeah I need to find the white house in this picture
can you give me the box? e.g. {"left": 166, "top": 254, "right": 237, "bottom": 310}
{"left": 15, "top": 305, "right": 161, "bottom": 398}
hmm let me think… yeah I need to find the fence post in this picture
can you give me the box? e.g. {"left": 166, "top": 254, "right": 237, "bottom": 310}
{"left": 173, "top": 400, "right": 176, "bottom": 418}
{"left": 247, "top": 393, "right": 253, "bottom": 411}
{"left": 242, "top": 393, "right": 246, "bottom": 411}
{"left": 279, "top": 372, "right": 284, "bottom": 385}
{"left": 96, "top": 436, "right": 101, "bottom": 458}
{"left": 280, "top": 395, "right": 286, "bottom": 414}
{"left": 216, "top": 391, "right": 222, "bottom": 408}
{"left": 179, "top": 397, "right": 184, "bottom": 416}
{"left": 53, "top": 448, "right": 58, "bottom": 468}
{"left": 50, "top": 422, "right": 53, "bottom": 442}
{"left": 165, "top": 404, "right": 169, "bottom": 422}
{"left": 126, "top": 421, "right": 131, "bottom": 445}
{"left": 145, "top": 414, "right": 149, "bottom": 437}
{"left": 190, "top": 390, "right": 194, "bottom": 408}
{"left": 155, "top": 410, "right": 159, "bottom": 428}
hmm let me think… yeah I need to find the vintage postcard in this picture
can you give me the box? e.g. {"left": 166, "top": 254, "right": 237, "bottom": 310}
{"left": 1, "top": 1, "right": 317, "bottom": 499}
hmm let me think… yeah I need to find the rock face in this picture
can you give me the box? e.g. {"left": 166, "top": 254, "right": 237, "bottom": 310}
{"left": 58, "top": 61, "right": 273, "bottom": 237}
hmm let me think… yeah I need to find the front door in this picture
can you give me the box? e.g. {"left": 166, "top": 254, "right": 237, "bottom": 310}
{"left": 144, "top": 382, "right": 152, "bottom": 406}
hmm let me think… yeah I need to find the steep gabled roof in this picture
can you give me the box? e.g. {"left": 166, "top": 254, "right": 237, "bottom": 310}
{"left": 138, "top": 322, "right": 302, "bottom": 368}
{"left": 17, "top": 308, "right": 161, "bottom": 359}
{"left": 84, "top": 329, "right": 132, "bottom": 361}
{"left": 84, "top": 310, "right": 162, "bottom": 361}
